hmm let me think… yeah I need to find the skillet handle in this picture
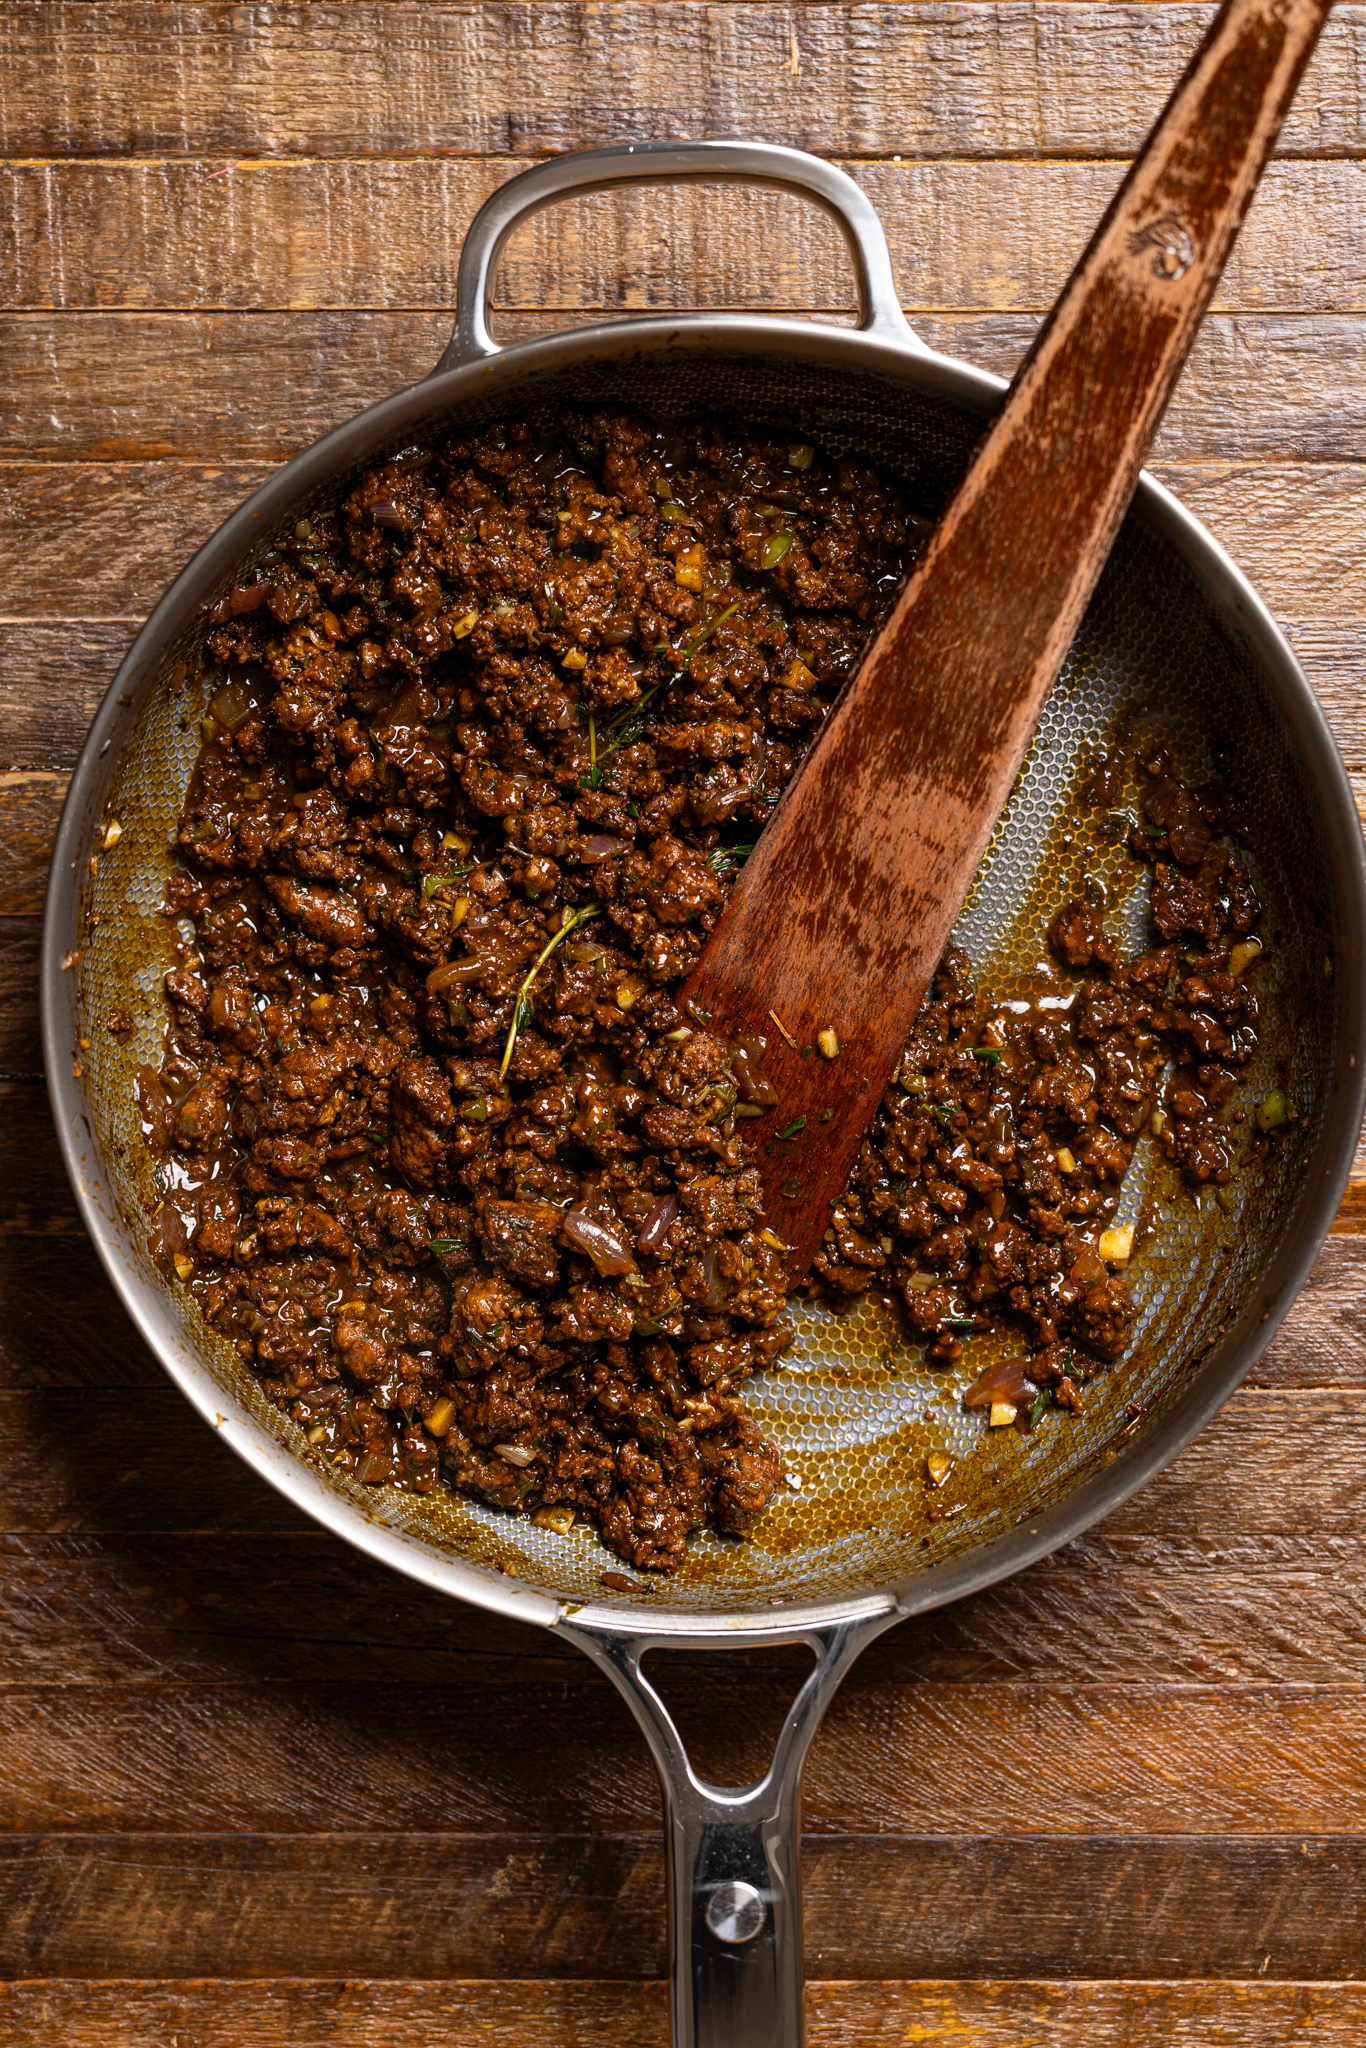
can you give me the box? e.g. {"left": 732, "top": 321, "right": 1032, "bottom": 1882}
{"left": 559, "top": 1614, "right": 883, "bottom": 2048}
{"left": 434, "top": 140, "right": 922, "bottom": 373}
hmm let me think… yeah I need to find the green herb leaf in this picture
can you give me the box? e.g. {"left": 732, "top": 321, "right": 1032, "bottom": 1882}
{"left": 660, "top": 599, "right": 741, "bottom": 671}
{"left": 428, "top": 1237, "right": 465, "bottom": 1256}
{"left": 499, "top": 903, "right": 602, "bottom": 1080}
{"left": 972, "top": 1047, "right": 1004, "bottom": 1064}
{"left": 776, "top": 1114, "right": 807, "bottom": 1141}
{"left": 707, "top": 841, "right": 756, "bottom": 874}
{"left": 1027, "top": 1388, "right": 1050, "bottom": 1428}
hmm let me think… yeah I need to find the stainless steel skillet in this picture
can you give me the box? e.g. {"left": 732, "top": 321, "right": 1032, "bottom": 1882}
{"left": 41, "top": 142, "right": 1366, "bottom": 2046}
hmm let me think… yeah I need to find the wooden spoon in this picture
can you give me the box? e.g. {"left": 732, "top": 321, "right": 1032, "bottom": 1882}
{"left": 681, "top": 0, "right": 1333, "bottom": 1279}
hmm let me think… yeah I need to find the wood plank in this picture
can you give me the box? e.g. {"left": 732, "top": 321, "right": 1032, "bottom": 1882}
{"left": 0, "top": 460, "right": 270, "bottom": 626}
{"left": 0, "top": 918, "right": 40, "bottom": 1073}
{"left": 2, "top": 1834, "right": 1365, "bottom": 1979}
{"left": 0, "top": 624, "right": 134, "bottom": 763}
{"left": 6, "top": 158, "right": 1366, "bottom": 315}
{"left": 4, "top": 4, "right": 1366, "bottom": 163}
{"left": 0, "top": 772, "right": 66, "bottom": 917}
{"left": 6, "top": 1525, "right": 1366, "bottom": 1690}
{"left": 3, "top": 1978, "right": 1365, "bottom": 2048}
{"left": 13, "top": 308, "right": 1366, "bottom": 465}
{"left": 3, "top": 1665, "right": 1366, "bottom": 1835}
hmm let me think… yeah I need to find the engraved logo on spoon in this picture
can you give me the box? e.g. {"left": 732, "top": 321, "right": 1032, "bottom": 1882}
{"left": 1127, "top": 213, "right": 1196, "bottom": 280}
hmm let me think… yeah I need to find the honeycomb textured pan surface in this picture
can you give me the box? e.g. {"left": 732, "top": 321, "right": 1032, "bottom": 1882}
{"left": 76, "top": 353, "right": 1332, "bottom": 1613}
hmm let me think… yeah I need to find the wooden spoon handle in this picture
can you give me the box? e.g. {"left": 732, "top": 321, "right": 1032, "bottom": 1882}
{"left": 682, "top": 0, "right": 1333, "bottom": 1277}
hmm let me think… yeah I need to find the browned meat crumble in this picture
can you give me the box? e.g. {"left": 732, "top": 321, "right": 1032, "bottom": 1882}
{"left": 142, "top": 408, "right": 1271, "bottom": 1572}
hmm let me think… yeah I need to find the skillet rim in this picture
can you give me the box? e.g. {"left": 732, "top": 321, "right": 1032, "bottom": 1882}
{"left": 39, "top": 310, "right": 1366, "bottom": 1645}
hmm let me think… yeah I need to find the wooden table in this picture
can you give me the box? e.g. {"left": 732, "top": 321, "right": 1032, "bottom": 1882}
{"left": 4, "top": 6, "right": 1366, "bottom": 2042}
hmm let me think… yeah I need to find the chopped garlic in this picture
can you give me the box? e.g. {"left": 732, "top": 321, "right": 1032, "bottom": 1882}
{"left": 102, "top": 819, "right": 123, "bottom": 850}
{"left": 614, "top": 974, "right": 645, "bottom": 1011}
{"left": 172, "top": 1252, "right": 194, "bottom": 1282}
{"left": 817, "top": 1027, "right": 840, "bottom": 1060}
{"left": 561, "top": 647, "right": 587, "bottom": 671}
{"left": 988, "top": 1402, "right": 1018, "bottom": 1428}
{"left": 674, "top": 544, "right": 706, "bottom": 590}
{"left": 926, "top": 1450, "right": 953, "bottom": 1486}
{"left": 495, "top": 1443, "right": 536, "bottom": 1467}
{"left": 1099, "top": 1223, "right": 1134, "bottom": 1263}
{"left": 1229, "top": 937, "right": 1263, "bottom": 977}
{"left": 781, "top": 655, "right": 817, "bottom": 691}
{"left": 451, "top": 609, "right": 480, "bottom": 639}
{"left": 1056, "top": 1146, "right": 1077, "bottom": 1174}
{"left": 425, "top": 1397, "right": 455, "bottom": 1438}
{"left": 534, "top": 1504, "right": 575, "bottom": 1535}
{"left": 760, "top": 1228, "right": 790, "bottom": 1252}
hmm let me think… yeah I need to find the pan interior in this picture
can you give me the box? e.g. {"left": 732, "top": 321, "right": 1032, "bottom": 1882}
{"left": 76, "top": 348, "right": 1337, "bottom": 1615}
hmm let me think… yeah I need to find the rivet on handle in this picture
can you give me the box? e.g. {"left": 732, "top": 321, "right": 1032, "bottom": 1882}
{"left": 705, "top": 1881, "right": 767, "bottom": 1945}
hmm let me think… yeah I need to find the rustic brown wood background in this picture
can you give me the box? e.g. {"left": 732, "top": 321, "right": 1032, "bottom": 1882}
{"left": 4, "top": 5, "right": 1366, "bottom": 2042}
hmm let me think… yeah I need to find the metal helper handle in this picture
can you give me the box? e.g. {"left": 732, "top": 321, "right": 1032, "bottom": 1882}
{"left": 434, "top": 140, "right": 921, "bottom": 373}
{"left": 560, "top": 1614, "right": 890, "bottom": 2048}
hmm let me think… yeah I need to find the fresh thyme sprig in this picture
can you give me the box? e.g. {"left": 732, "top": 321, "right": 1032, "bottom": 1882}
{"left": 499, "top": 903, "right": 602, "bottom": 1079}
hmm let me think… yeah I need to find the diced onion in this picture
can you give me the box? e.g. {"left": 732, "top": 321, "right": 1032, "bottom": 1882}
{"left": 638, "top": 1195, "right": 680, "bottom": 1256}
{"left": 426, "top": 955, "right": 488, "bottom": 993}
{"left": 562, "top": 1205, "right": 636, "bottom": 1277}
{"left": 964, "top": 1355, "right": 1040, "bottom": 1410}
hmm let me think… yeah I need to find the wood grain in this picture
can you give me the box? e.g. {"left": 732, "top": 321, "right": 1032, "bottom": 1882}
{"left": 6, "top": 1665, "right": 1366, "bottom": 1837}
{"left": 0, "top": 773, "right": 67, "bottom": 916}
{"left": 6, "top": 158, "right": 1366, "bottom": 315}
{"left": 14, "top": 308, "right": 1366, "bottom": 464}
{"left": 2, "top": 1978, "right": 1363, "bottom": 2048}
{"left": 4, "top": 4, "right": 1366, "bottom": 163}
{"left": 0, "top": 917, "right": 39, "bottom": 1071}
{"left": 6, "top": 1525, "right": 1366, "bottom": 1688}
{"left": 5, "top": 1, "right": 1366, "bottom": 2028}
{"left": 0, "top": 624, "right": 135, "bottom": 763}
{"left": 3, "top": 1835, "right": 1366, "bottom": 1979}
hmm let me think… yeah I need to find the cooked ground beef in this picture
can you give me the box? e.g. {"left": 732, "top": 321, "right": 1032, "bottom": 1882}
{"left": 145, "top": 408, "right": 1271, "bottom": 1573}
